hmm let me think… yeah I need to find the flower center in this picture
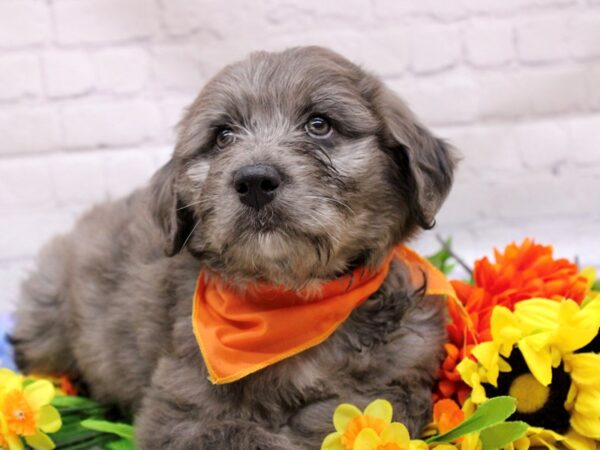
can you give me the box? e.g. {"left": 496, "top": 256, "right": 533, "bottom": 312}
{"left": 509, "top": 373, "right": 550, "bottom": 414}
{"left": 2, "top": 390, "right": 36, "bottom": 436}
{"left": 341, "top": 415, "right": 388, "bottom": 450}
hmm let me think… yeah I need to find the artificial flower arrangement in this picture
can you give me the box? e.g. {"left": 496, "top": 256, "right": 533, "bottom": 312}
{"left": 321, "top": 239, "right": 599, "bottom": 450}
{"left": 1, "top": 239, "right": 598, "bottom": 450}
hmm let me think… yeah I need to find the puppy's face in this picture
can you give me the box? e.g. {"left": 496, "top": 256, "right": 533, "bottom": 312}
{"left": 152, "top": 47, "right": 455, "bottom": 289}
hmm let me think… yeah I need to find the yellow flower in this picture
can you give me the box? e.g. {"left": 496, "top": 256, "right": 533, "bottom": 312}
{"left": 322, "top": 399, "right": 425, "bottom": 450}
{"left": 0, "top": 369, "right": 62, "bottom": 450}
{"left": 493, "top": 298, "right": 600, "bottom": 387}
{"left": 353, "top": 423, "right": 428, "bottom": 450}
{"left": 563, "top": 352, "right": 600, "bottom": 441}
{"left": 459, "top": 297, "right": 600, "bottom": 450}
{"left": 456, "top": 358, "right": 491, "bottom": 404}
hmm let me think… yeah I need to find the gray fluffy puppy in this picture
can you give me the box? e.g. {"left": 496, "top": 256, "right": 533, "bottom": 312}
{"left": 12, "top": 47, "right": 456, "bottom": 450}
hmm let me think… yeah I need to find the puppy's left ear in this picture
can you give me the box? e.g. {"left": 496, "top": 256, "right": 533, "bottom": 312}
{"left": 149, "top": 159, "right": 196, "bottom": 256}
{"left": 377, "top": 87, "right": 457, "bottom": 230}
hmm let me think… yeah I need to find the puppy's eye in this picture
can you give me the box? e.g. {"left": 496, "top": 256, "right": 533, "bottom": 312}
{"left": 305, "top": 116, "right": 332, "bottom": 138}
{"left": 216, "top": 127, "right": 235, "bottom": 148}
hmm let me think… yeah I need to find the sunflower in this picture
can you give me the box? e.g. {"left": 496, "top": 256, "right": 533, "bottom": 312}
{"left": 457, "top": 297, "right": 600, "bottom": 450}
{"left": 436, "top": 239, "right": 590, "bottom": 404}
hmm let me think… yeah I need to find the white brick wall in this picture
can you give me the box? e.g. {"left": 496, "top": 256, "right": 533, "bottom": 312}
{"left": 1, "top": 0, "right": 599, "bottom": 311}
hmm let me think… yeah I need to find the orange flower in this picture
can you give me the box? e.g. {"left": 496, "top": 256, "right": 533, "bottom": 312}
{"left": 436, "top": 239, "right": 589, "bottom": 404}
{"left": 2, "top": 390, "right": 36, "bottom": 436}
{"left": 433, "top": 399, "right": 465, "bottom": 434}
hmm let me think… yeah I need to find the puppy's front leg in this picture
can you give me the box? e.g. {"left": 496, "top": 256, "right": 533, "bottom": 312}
{"left": 135, "top": 357, "right": 295, "bottom": 450}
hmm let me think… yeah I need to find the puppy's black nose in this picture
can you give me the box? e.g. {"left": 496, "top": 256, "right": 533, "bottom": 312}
{"left": 233, "top": 164, "right": 282, "bottom": 210}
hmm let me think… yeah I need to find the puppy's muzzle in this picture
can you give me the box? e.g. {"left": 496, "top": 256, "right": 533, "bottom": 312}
{"left": 233, "top": 164, "right": 282, "bottom": 210}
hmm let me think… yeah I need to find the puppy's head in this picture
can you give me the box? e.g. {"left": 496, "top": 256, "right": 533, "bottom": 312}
{"left": 151, "top": 46, "right": 455, "bottom": 289}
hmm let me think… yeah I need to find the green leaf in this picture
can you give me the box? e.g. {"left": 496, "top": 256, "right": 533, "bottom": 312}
{"left": 52, "top": 395, "right": 101, "bottom": 408}
{"left": 592, "top": 279, "right": 600, "bottom": 292}
{"left": 427, "top": 396, "right": 517, "bottom": 443}
{"left": 81, "top": 419, "right": 134, "bottom": 441}
{"left": 106, "top": 439, "right": 137, "bottom": 450}
{"left": 480, "top": 422, "right": 529, "bottom": 450}
{"left": 427, "top": 238, "right": 456, "bottom": 275}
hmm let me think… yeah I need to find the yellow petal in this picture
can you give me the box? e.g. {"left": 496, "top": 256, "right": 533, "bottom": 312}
{"left": 380, "top": 422, "right": 410, "bottom": 446}
{"left": 7, "top": 434, "right": 25, "bottom": 450}
{"left": 457, "top": 359, "right": 477, "bottom": 386}
{"left": 0, "top": 369, "right": 24, "bottom": 393}
{"left": 518, "top": 337, "right": 553, "bottom": 386}
{"left": 491, "top": 307, "right": 521, "bottom": 355}
{"left": 363, "top": 399, "right": 393, "bottom": 424}
{"left": 321, "top": 432, "right": 345, "bottom": 450}
{"left": 461, "top": 432, "right": 481, "bottom": 450}
{"left": 354, "top": 428, "right": 380, "bottom": 450}
{"left": 409, "top": 441, "right": 431, "bottom": 450}
{"left": 333, "top": 403, "right": 362, "bottom": 433}
{"left": 562, "top": 429, "right": 597, "bottom": 450}
{"left": 24, "top": 431, "right": 55, "bottom": 450}
{"left": 36, "top": 405, "right": 62, "bottom": 433}
{"left": 429, "top": 444, "right": 456, "bottom": 450}
{"left": 579, "top": 267, "right": 596, "bottom": 290}
{"left": 472, "top": 342, "right": 501, "bottom": 386}
{"left": 514, "top": 299, "right": 560, "bottom": 332}
{"left": 570, "top": 411, "right": 600, "bottom": 440}
{"left": 23, "top": 380, "right": 55, "bottom": 411}
{"left": 564, "top": 353, "right": 600, "bottom": 386}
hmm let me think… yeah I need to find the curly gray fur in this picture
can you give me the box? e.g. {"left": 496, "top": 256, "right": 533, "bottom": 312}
{"left": 12, "top": 46, "right": 456, "bottom": 450}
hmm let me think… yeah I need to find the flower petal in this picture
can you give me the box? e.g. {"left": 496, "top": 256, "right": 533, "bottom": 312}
{"left": 23, "top": 380, "right": 55, "bottom": 411}
{"left": 380, "top": 422, "right": 410, "bottom": 446}
{"left": 333, "top": 404, "right": 362, "bottom": 433}
{"left": 363, "top": 399, "right": 393, "bottom": 424}
{"left": 24, "top": 431, "right": 55, "bottom": 450}
{"left": 321, "top": 432, "right": 345, "bottom": 450}
{"left": 518, "top": 337, "right": 552, "bottom": 386}
{"left": 7, "top": 434, "right": 25, "bottom": 450}
{"left": 354, "top": 428, "right": 380, "bottom": 450}
{"left": 36, "top": 405, "right": 62, "bottom": 433}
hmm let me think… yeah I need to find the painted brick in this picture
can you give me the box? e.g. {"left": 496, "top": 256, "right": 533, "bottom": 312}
{"left": 0, "top": 107, "right": 60, "bottom": 155}
{"left": 104, "top": 149, "right": 162, "bottom": 198}
{"left": 43, "top": 50, "right": 94, "bottom": 98}
{"left": 152, "top": 45, "right": 204, "bottom": 91}
{"left": 570, "top": 14, "right": 600, "bottom": 60}
{"left": 50, "top": 153, "right": 107, "bottom": 206}
{"left": 514, "top": 120, "right": 569, "bottom": 170}
{"left": 92, "top": 47, "right": 149, "bottom": 94}
{"left": 0, "top": 54, "right": 42, "bottom": 100}
{"left": 394, "top": 76, "right": 479, "bottom": 125}
{"left": 567, "top": 116, "right": 600, "bottom": 164}
{"left": 407, "top": 25, "right": 462, "bottom": 74}
{"left": 516, "top": 15, "right": 570, "bottom": 63}
{"left": 0, "top": 157, "right": 55, "bottom": 210}
{"left": 464, "top": 21, "right": 515, "bottom": 67}
{"left": 53, "top": 0, "right": 159, "bottom": 44}
{"left": 372, "top": 0, "right": 468, "bottom": 21}
{"left": 61, "top": 100, "right": 161, "bottom": 149}
{"left": 0, "top": 1, "right": 50, "bottom": 47}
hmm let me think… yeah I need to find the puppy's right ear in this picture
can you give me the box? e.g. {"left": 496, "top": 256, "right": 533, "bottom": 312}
{"left": 376, "top": 87, "right": 457, "bottom": 231}
{"left": 149, "top": 159, "right": 195, "bottom": 257}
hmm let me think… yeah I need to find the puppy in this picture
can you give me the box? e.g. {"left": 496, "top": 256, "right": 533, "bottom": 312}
{"left": 12, "top": 46, "right": 455, "bottom": 449}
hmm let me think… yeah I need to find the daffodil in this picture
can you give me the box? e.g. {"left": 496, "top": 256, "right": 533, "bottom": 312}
{"left": 0, "top": 369, "right": 62, "bottom": 450}
{"left": 321, "top": 399, "right": 425, "bottom": 450}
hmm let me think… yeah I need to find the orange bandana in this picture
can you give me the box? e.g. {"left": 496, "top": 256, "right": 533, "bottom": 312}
{"left": 192, "top": 245, "right": 456, "bottom": 384}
